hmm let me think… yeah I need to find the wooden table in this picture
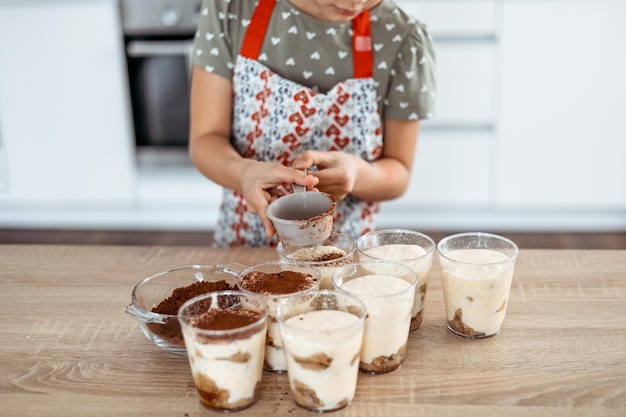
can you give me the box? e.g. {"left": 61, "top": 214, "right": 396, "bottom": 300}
{"left": 1, "top": 245, "right": 625, "bottom": 417}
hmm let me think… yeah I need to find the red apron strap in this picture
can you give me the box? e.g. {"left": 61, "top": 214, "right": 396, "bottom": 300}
{"left": 242, "top": 0, "right": 373, "bottom": 77}
{"left": 352, "top": 10, "right": 373, "bottom": 78}
{"left": 240, "top": 0, "right": 277, "bottom": 59}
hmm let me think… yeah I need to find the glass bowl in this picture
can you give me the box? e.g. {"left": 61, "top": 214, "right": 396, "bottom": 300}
{"left": 125, "top": 264, "right": 241, "bottom": 355}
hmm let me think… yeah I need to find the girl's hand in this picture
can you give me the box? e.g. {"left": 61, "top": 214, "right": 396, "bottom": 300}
{"left": 293, "top": 150, "right": 362, "bottom": 201}
{"left": 240, "top": 161, "right": 319, "bottom": 236}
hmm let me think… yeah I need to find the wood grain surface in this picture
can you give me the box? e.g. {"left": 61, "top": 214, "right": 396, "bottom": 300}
{"left": 1, "top": 245, "right": 625, "bottom": 417}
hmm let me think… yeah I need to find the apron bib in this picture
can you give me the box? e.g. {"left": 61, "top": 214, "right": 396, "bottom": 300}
{"left": 215, "top": 0, "right": 383, "bottom": 247}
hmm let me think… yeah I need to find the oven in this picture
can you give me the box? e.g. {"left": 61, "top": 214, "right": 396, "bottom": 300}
{"left": 120, "top": 0, "right": 202, "bottom": 148}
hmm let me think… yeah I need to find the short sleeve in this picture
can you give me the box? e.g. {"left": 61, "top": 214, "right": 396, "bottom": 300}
{"left": 193, "top": 0, "right": 240, "bottom": 80}
{"left": 384, "top": 20, "right": 436, "bottom": 121}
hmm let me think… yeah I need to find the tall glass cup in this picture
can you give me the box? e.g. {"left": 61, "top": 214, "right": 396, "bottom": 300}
{"left": 437, "top": 232, "right": 519, "bottom": 338}
{"left": 357, "top": 229, "right": 435, "bottom": 331}
{"left": 276, "top": 290, "right": 366, "bottom": 412}
{"left": 178, "top": 291, "right": 268, "bottom": 412}
{"left": 332, "top": 260, "right": 416, "bottom": 374}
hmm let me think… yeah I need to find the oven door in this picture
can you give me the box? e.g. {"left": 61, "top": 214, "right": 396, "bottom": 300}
{"left": 126, "top": 39, "right": 194, "bottom": 147}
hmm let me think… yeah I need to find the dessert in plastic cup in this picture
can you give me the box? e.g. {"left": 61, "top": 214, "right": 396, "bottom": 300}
{"left": 357, "top": 229, "right": 435, "bottom": 331}
{"left": 437, "top": 232, "right": 519, "bottom": 338}
{"left": 177, "top": 290, "right": 268, "bottom": 412}
{"left": 266, "top": 191, "right": 336, "bottom": 246}
{"left": 276, "top": 290, "right": 366, "bottom": 412}
{"left": 276, "top": 232, "right": 356, "bottom": 290}
{"left": 332, "top": 260, "right": 416, "bottom": 374}
{"left": 236, "top": 260, "right": 321, "bottom": 372}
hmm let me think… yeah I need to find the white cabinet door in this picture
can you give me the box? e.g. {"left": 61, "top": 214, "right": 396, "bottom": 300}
{"left": 0, "top": 0, "right": 135, "bottom": 206}
{"left": 394, "top": 0, "right": 497, "bottom": 37}
{"left": 379, "top": 129, "right": 492, "bottom": 228}
{"left": 497, "top": 0, "right": 626, "bottom": 209}
{"left": 379, "top": 0, "right": 498, "bottom": 228}
{"left": 396, "top": 0, "right": 497, "bottom": 126}
{"left": 433, "top": 43, "right": 495, "bottom": 126}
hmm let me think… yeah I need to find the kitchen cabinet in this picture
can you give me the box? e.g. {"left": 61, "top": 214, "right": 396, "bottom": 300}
{"left": 496, "top": 0, "right": 626, "bottom": 209}
{"left": 381, "top": 0, "right": 626, "bottom": 230}
{"left": 0, "top": 0, "right": 135, "bottom": 207}
{"left": 381, "top": 0, "right": 498, "bottom": 227}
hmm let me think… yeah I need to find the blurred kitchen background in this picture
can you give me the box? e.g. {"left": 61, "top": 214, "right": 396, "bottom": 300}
{"left": 0, "top": 0, "right": 625, "bottom": 248}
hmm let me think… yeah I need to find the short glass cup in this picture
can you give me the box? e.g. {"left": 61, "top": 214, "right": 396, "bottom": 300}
{"left": 236, "top": 260, "right": 321, "bottom": 372}
{"left": 357, "top": 229, "right": 435, "bottom": 331}
{"left": 437, "top": 232, "right": 519, "bottom": 338}
{"left": 276, "top": 290, "right": 366, "bottom": 412}
{"left": 277, "top": 231, "right": 356, "bottom": 290}
{"left": 177, "top": 290, "right": 269, "bottom": 412}
{"left": 332, "top": 260, "right": 416, "bottom": 374}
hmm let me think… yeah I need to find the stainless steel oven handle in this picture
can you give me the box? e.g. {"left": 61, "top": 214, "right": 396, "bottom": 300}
{"left": 126, "top": 40, "right": 194, "bottom": 57}
{"left": 126, "top": 40, "right": 195, "bottom": 73}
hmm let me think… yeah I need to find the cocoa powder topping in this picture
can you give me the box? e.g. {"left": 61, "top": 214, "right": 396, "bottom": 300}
{"left": 146, "top": 279, "right": 236, "bottom": 347}
{"left": 240, "top": 270, "right": 316, "bottom": 295}
{"left": 189, "top": 309, "right": 263, "bottom": 331}
{"left": 308, "top": 252, "right": 344, "bottom": 262}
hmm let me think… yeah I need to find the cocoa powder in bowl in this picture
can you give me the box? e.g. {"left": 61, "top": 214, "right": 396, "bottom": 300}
{"left": 147, "top": 280, "right": 235, "bottom": 347}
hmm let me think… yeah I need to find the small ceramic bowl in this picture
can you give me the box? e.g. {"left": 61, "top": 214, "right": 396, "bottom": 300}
{"left": 125, "top": 264, "right": 240, "bottom": 355}
{"left": 267, "top": 191, "right": 336, "bottom": 246}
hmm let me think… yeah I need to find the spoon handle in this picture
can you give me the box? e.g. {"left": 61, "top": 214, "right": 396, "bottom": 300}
{"left": 292, "top": 168, "right": 307, "bottom": 193}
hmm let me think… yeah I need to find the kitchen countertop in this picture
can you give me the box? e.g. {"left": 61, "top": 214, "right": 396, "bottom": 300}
{"left": 1, "top": 245, "right": 625, "bottom": 416}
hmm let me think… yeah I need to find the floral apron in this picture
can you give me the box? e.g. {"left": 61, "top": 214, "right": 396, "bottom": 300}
{"left": 215, "top": 0, "right": 383, "bottom": 247}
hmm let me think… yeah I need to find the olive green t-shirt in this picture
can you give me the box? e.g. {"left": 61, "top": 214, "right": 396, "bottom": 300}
{"left": 193, "top": 0, "right": 436, "bottom": 121}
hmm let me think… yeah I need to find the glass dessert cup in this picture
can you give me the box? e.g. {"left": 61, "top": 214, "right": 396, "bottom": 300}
{"left": 178, "top": 290, "right": 269, "bottom": 412}
{"left": 276, "top": 290, "right": 366, "bottom": 412}
{"left": 357, "top": 229, "right": 435, "bottom": 331}
{"left": 437, "top": 232, "right": 519, "bottom": 338}
{"left": 236, "top": 260, "right": 321, "bottom": 372}
{"left": 332, "top": 260, "right": 416, "bottom": 374}
{"left": 276, "top": 231, "right": 356, "bottom": 290}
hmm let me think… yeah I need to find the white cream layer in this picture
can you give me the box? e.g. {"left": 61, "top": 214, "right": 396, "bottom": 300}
{"left": 281, "top": 310, "right": 363, "bottom": 411}
{"left": 184, "top": 328, "right": 266, "bottom": 405}
{"left": 340, "top": 274, "right": 413, "bottom": 363}
{"left": 439, "top": 248, "right": 514, "bottom": 335}
{"left": 362, "top": 244, "right": 433, "bottom": 318}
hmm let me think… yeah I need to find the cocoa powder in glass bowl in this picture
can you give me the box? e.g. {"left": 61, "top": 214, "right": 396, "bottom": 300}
{"left": 125, "top": 265, "right": 237, "bottom": 355}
